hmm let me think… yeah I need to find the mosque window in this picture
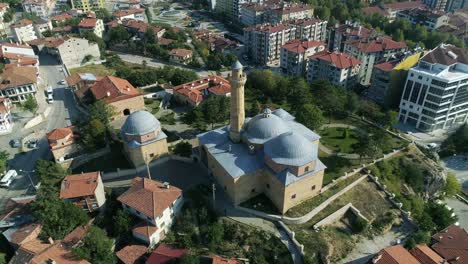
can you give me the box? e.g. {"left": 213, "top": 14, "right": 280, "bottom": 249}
{"left": 311, "top": 185, "right": 316, "bottom": 191}
{"left": 291, "top": 194, "right": 296, "bottom": 199}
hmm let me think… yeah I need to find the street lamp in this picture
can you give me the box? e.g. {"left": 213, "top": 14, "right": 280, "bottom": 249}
{"left": 145, "top": 153, "right": 152, "bottom": 180}
{"left": 19, "top": 169, "right": 36, "bottom": 191}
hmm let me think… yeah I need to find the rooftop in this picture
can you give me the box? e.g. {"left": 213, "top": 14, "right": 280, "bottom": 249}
{"left": 0, "top": 66, "right": 37, "bottom": 90}
{"left": 90, "top": 75, "right": 140, "bottom": 104}
{"left": 211, "top": 256, "right": 243, "bottom": 264}
{"left": 421, "top": 43, "right": 468, "bottom": 65}
{"left": 345, "top": 36, "right": 407, "bottom": 53}
{"left": 146, "top": 244, "right": 189, "bottom": 264}
{"left": 59, "top": 172, "right": 100, "bottom": 199}
{"left": 282, "top": 39, "right": 325, "bottom": 54}
{"left": 116, "top": 245, "right": 147, "bottom": 264}
{"left": 11, "top": 19, "right": 33, "bottom": 28}
{"left": 132, "top": 223, "right": 158, "bottom": 238}
{"left": 113, "top": 8, "right": 145, "bottom": 18}
{"left": 117, "top": 177, "right": 182, "bottom": 219}
{"left": 374, "top": 245, "right": 421, "bottom": 264}
{"left": 311, "top": 50, "right": 361, "bottom": 69}
{"left": 78, "top": 18, "right": 98, "bottom": 28}
{"left": 170, "top": 48, "right": 192, "bottom": 57}
{"left": 409, "top": 244, "right": 444, "bottom": 264}
{"left": 173, "top": 75, "right": 231, "bottom": 105}
{"left": 431, "top": 225, "right": 468, "bottom": 264}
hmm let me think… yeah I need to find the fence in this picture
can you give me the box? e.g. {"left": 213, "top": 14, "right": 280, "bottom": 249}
{"left": 313, "top": 203, "right": 369, "bottom": 229}
{"left": 68, "top": 146, "right": 111, "bottom": 170}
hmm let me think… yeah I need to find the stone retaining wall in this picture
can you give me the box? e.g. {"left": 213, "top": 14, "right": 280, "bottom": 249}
{"left": 313, "top": 203, "right": 369, "bottom": 229}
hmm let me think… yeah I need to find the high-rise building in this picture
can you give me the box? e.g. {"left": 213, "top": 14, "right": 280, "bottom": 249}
{"left": 398, "top": 44, "right": 468, "bottom": 131}
{"left": 280, "top": 39, "right": 326, "bottom": 77}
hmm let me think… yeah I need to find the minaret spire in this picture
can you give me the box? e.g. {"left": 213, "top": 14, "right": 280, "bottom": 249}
{"left": 229, "top": 60, "right": 246, "bottom": 143}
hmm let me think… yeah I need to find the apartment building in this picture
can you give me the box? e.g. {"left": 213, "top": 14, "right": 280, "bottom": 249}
{"left": 399, "top": 44, "right": 468, "bottom": 132}
{"left": 326, "top": 21, "right": 374, "bottom": 52}
{"left": 33, "top": 19, "right": 52, "bottom": 38}
{"left": 438, "top": 9, "right": 468, "bottom": 46}
{"left": 244, "top": 23, "right": 296, "bottom": 65}
{"left": 280, "top": 39, "right": 325, "bottom": 77}
{"left": 241, "top": 3, "right": 269, "bottom": 26}
{"left": 397, "top": 8, "right": 449, "bottom": 30}
{"left": 290, "top": 18, "right": 327, "bottom": 42}
{"left": 269, "top": 3, "right": 313, "bottom": 24}
{"left": 362, "top": 1, "right": 425, "bottom": 21}
{"left": 59, "top": 172, "right": 106, "bottom": 212}
{"left": 0, "top": 66, "right": 37, "bottom": 103}
{"left": 344, "top": 36, "right": 407, "bottom": 86}
{"left": 307, "top": 51, "right": 361, "bottom": 89}
{"left": 446, "top": 0, "right": 468, "bottom": 11}
{"left": 78, "top": 18, "right": 104, "bottom": 38}
{"left": 11, "top": 19, "right": 37, "bottom": 43}
{"left": 71, "top": 0, "right": 105, "bottom": 12}
{"left": 0, "top": 97, "right": 12, "bottom": 133}
{"left": 423, "top": 0, "right": 448, "bottom": 11}
{"left": 118, "top": 177, "right": 184, "bottom": 247}
{"left": 22, "top": 0, "right": 55, "bottom": 18}
{"left": 240, "top": 1, "right": 314, "bottom": 25}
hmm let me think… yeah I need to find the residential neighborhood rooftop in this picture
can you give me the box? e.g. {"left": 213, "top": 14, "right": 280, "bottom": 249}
{"left": 59, "top": 172, "right": 100, "bottom": 199}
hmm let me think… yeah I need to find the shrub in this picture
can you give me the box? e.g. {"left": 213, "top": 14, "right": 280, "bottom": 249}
{"left": 352, "top": 217, "right": 368, "bottom": 233}
{"left": 173, "top": 142, "right": 193, "bottom": 157}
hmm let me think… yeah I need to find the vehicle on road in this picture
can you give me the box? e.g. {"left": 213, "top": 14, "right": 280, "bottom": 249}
{"left": 9, "top": 138, "right": 21, "bottom": 148}
{"left": 60, "top": 80, "right": 66, "bottom": 85}
{"left": 27, "top": 139, "right": 38, "bottom": 149}
{"left": 0, "top": 170, "right": 18, "bottom": 188}
{"left": 47, "top": 94, "right": 54, "bottom": 104}
{"left": 46, "top": 86, "right": 53, "bottom": 95}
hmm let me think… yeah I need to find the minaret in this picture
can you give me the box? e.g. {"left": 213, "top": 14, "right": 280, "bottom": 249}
{"left": 229, "top": 60, "right": 246, "bottom": 143}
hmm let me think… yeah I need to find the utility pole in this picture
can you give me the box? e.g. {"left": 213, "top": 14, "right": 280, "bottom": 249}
{"left": 212, "top": 183, "right": 216, "bottom": 205}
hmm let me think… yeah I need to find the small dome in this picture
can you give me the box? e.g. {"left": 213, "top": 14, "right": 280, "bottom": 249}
{"left": 264, "top": 131, "right": 317, "bottom": 166}
{"left": 121, "top": 110, "right": 160, "bottom": 136}
{"left": 243, "top": 112, "right": 290, "bottom": 144}
{"left": 232, "top": 60, "right": 243, "bottom": 70}
{"left": 273, "top": 108, "right": 294, "bottom": 121}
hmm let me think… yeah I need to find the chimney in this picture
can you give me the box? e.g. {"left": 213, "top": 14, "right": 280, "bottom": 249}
{"left": 163, "top": 182, "right": 170, "bottom": 189}
{"left": 47, "top": 259, "right": 56, "bottom": 264}
{"left": 106, "top": 91, "right": 110, "bottom": 97}
{"left": 47, "top": 237, "right": 54, "bottom": 244}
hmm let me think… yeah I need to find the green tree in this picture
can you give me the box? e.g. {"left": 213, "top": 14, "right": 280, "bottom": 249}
{"left": 173, "top": 141, "right": 193, "bottom": 157}
{"left": 80, "top": 118, "right": 107, "bottom": 151}
{"left": 200, "top": 96, "right": 230, "bottom": 129}
{"left": 223, "top": 53, "right": 237, "bottom": 67}
{"left": 0, "top": 253, "right": 6, "bottom": 264}
{"left": 108, "top": 25, "right": 130, "bottom": 44}
{"left": 355, "top": 136, "right": 382, "bottom": 161}
{"left": 73, "top": 227, "right": 116, "bottom": 264}
{"left": 208, "top": 221, "right": 224, "bottom": 250}
{"left": 36, "top": 159, "right": 67, "bottom": 188}
{"left": 112, "top": 209, "right": 131, "bottom": 237}
{"left": 424, "top": 202, "right": 457, "bottom": 231}
{"left": 295, "top": 104, "right": 325, "bottom": 131}
{"left": 21, "top": 96, "right": 38, "bottom": 113}
{"left": 89, "top": 100, "right": 116, "bottom": 128}
{"left": 442, "top": 172, "right": 461, "bottom": 197}
{"left": 0, "top": 150, "right": 9, "bottom": 173}
{"left": 95, "top": 8, "right": 112, "bottom": 22}
{"left": 177, "top": 254, "right": 200, "bottom": 264}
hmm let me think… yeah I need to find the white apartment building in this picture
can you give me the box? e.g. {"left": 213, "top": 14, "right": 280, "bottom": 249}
{"left": 118, "top": 177, "right": 184, "bottom": 247}
{"left": 344, "top": 36, "right": 407, "bottom": 86}
{"left": 78, "top": 18, "right": 104, "bottom": 38}
{"left": 22, "top": 0, "right": 56, "bottom": 18}
{"left": 399, "top": 44, "right": 468, "bottom": 132}
{"left": 0, "top": 66, "right": 38, "bottom": 103}
{"left": 244, "top": 23, "right": 296, "bottom": 66}
{"left": 33, "top": 19, "right": 52, "bottom": 38}
{"left": 11, "top": 19, "right": 37, "bottom": 43}
{"left": 241, "top": 3, "right": 268, "bottom": 26}
{"left": 0, "top": 97, "right": 12, "bottom": 133}
{"left": 307, "top": 51, "right": 362, "bottom": 89}
{"left": 290, "top": 18, "right": 327, "bottom": 42}
{"left": 269, "top": 3, "right": 313, "bottom": 24}
{"left": 280, "top": 39, "right": 325, "bottom": 77}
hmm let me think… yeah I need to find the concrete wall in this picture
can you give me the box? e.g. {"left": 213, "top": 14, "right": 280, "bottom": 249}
{"left": 124, "top": 138, "right": 169, "bottom": 167}
{"left": 313, "top": 203, "right": 369, "bottom": 229}
{"left": 109, "top": 95, "right": 145, "bottom": 117}
{"left": 58, "top": 38, "right": 101, "bottom": 69}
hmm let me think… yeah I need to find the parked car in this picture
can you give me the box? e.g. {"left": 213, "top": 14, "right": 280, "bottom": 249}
{"left": 9, "top": 138, "right": 21, "bottom": 148}
{"left": 27, "top": 139, "right": 38, "bottom": 149}
{"left": 47, "top": 94, "right": 54, "bottom": 104}
{"left": 60, "top": 80, "right": 66, "bottom": 85}
{"left": 0, "top": 170, "right": 18, "bottom": 188}
{"left": 46, "top": 86, "right": 53, "bottom": 96}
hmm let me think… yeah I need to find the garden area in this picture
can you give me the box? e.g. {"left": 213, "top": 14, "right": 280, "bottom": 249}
{"left": 163, "top": 188, "right": 293, "bottom": 264}
{"left": 69, "top": 64, "right": 115, "bottom": 76}
{"left": 319, "top": 127, "right": 360, "bottom": 153}
{"left": 72, "top": 142, "right": 132, "bottom": 173}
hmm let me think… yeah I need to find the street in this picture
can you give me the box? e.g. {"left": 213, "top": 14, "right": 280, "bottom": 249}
{"left": 0, "top": 54, "right": 81, "bottom": 209}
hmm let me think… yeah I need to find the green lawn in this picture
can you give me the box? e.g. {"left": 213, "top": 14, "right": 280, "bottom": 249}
{"left": 320, "top": 150, "right": 370, "bottom": 185}
{"left": 320, "top": 127, "right": 360, "bottom": 153}
{"left": 70, "top": 64, "right": 115, "bottom": 76}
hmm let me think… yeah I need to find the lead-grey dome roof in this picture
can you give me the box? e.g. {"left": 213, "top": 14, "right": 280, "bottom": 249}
{"left": 121, "top": 110, "right": 160, "bottom": 136}
{"left": 243, "top": 109, "right": 290, "bottom": 144}
{"left": 264, "top": 131, "right": 318, "bottom": 166}
{"left": 232, "top": 60, "right": 243, "bottom": 70}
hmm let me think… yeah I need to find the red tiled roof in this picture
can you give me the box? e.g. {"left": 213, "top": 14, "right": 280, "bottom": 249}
{"left": 27, "top": 37, "right": 66, "bottom": 48}
{"left": 173, "top": 75, "right": 230, "bottom": 105}
{"left": 116, "top": 245, "right": 147, "bottom": 264}
{"left": 409, "top": 244, "right": 444, "bottom": 264}
{"left": 363, "top": 6, "right": 388, "bottom": 16}
{"left": 271, "top": 3, "right": 312, "bottom": 15}
{"left": 90, "top": 75, "right": 140, "bottom": 103}
{"left": 78, "top": 18, "right": 98, "bottom": 28}
{"left": 282, "top": 39, "right": 325, "bottom": 54}
{"left": 211, "top": 256, "right": 242, "bottom": 264}
{"left": 432, "top": 225, "right": 468, "bottom": 264}
{"left": 421, "top": 44, "right": 468, "bottom": 65}
{"left": 170, "top": 48, "right": 192, "bottom": 57}
{"left": 374, "top": 245, "right": 421, "bottom": 264}
{"left": 158, "top": 38, "right": 174, "bottom": 46}
{"left": 117, "top": 177, "right": 182, "bottom": 219}
{"left": 12, "top": 19, "right": 33, "bottom": 28}
{"left": 59, "top": 172, "right": 100, "bottom": 199}
{"left": 311, "top": 51, "right": 361, "bottom": 69}
{"left": 113, "top": 8, "right": 144, "bottom": 18}
{"left": 333, "top": 23, "right": 372, "bottom": 38}
{"left": 50, "top": 12, "right": 73, "bottom": 21}
{"left": 374, "top": 59, "right": 400, "bottom": 72}
{"left": 47, "top": 126, "right": 74, "bottom": 141}
{"left": 345, "top": 36, "right": 407, "bottom": 53}
{"left": 133, "top": 223, "right": 158, "bottom": 238}
{"left": 0, "top": 66, "right": 37, "bottom": 91}
{"left": 9, "top": 224, "right": 42, "bottom": 246}
{"left": 289, "top": 18, "right": 324, "bottom": 26}
{"left": 146, "top": 244, "right": 189, "bottom": 264}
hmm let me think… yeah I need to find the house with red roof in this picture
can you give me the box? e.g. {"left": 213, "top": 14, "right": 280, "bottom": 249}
{"left": 117, "top": 177, "right": 184, "bottom": 247}
{"left": 146, "top": 244, "right": 189, "bottom": 264}
{"left": 362, "top": 1, "right": 425, "bottom": 21}
{"left": 78, "top": 18, "right": 104, "bottom": 38}
{"left": 280, "top": 39, "right": 325, "bottom": 77}
{"left": 113, "top": 8, "right": 145, "bottom": 22}
{"left": 169, "top": 48, "right": 193, "bottom": 65}
{"left": 307, "top": 50, "right": 361, "bottom": 89}
{"left": 89, "top": 75, "right": 145, "bottom": 117}
{"left": 116, "top": 245, "right": 148, "bottom": 264}
{"left": 46, "top": 125, "right": 80, "bottom": 165}
{"left": 59, "top": 171, "right": 106, "bottom": 212}
{"left": 211, "top": 256, "right": 243, "bottom": 264}
{"left": 344, "top": 36, "right": 407, "bottom": 86}
{"left": 173, "top": 75, "right": 231, "bottom": 107}
{"left": 431, "top": 225, "right": 468, "bottom": 263}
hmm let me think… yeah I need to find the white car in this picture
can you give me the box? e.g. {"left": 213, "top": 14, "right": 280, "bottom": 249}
{"left": 47, "top": 94, "right": 54, "bottom": 104}
{"left": 46, "top": 86, "right": 53, "bottom": 95}
{"left": 0, "top": 170, "right": 18, "bottom": 188}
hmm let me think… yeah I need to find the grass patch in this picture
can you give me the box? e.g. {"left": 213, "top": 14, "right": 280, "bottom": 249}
{"left": 70, "top": 64, "right": 115, "bottom": 76}
{"left": 159, "top": 112, "right": 176, "bottom": 125}
{"left": 285, "top": 173, "right": 365, "bottom": 217}
{"left": 72, "top": 143, "right": 132, "bottom": 173}
{"left": 320, "top": 150, "right": 369, "bottom": 185}
{"left": 240, "top": 193, "right": 280, "bottom": 215}
{"left": 320, "top": 127, "right": 360, "bottom": 153}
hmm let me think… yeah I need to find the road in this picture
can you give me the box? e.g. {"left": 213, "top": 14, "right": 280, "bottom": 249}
{"left": 0, "top": 54, "right": 81, "bottom": 209}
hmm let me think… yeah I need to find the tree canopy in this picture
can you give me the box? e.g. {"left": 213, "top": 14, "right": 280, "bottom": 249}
{"left": 0, "top": 151, "right": 9, "bottom": 173}
{"left": 72, "top": 227, "right": 116, "bottom": 264}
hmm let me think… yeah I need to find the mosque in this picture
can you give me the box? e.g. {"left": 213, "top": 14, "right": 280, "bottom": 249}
{"left": 197, "top": 61, "right": 326, "bottom": 214}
